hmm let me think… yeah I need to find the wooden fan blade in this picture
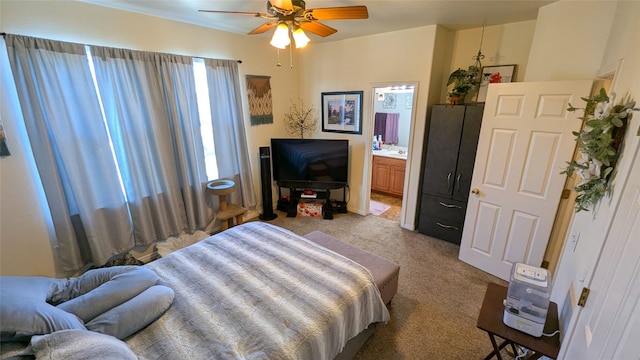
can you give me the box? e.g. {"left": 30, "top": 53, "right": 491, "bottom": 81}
{"left": 299, "top": 21, "right": 337, "bottom": 37}
{"left": 248, "top": 21, "right": 279, "bottom": 35}
{"left": 270, "top": 0, "right": 293, "bottom": 11}
{"left": 304, "top": 6, "right": 368, "bottom": 20}
{"left": 199, "top": 10, "right": 265, "bottom": 18}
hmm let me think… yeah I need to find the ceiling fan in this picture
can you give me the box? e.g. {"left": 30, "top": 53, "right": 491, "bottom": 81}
{"left": 199, "top": 0, "right": 368, "bottom": 48}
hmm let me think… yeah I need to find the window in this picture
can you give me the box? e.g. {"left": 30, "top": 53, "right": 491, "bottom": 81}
{"left": 85, "top": 51, "right": 219, "bottom": 198}
{"left": 193, "top": 58, "right": 219, "bottom": 181}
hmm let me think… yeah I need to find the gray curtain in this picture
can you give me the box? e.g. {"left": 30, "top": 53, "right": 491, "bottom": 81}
{"left": 90, "top": 47, "right": 211, "bottom": 245}
{"left": 204, "top": 59, "right": 257, "bottom": 210}
{"left": 5, "top": 34, "right": 252, "bottom": 273}
{"left": 5, "top": 35, "right": 134, "bottom": 272}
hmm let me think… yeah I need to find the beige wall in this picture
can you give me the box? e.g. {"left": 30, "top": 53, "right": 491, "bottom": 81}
{"left": 298, "top": 22, "right": 538, "bottom": 227}
{"left": 525, "top": 1, "right": 616, "bottom": 82}
{"left": 541, "top": 1, "right": 640, "bottom": 354}
{"left": 0, "top": 44, "right": 56, "bottom": 277}
{"left": 298, "top": 26, "right": 438, "bottom": 228}
{"left": 446, "top": 21, "right": 536, "bottom": 102}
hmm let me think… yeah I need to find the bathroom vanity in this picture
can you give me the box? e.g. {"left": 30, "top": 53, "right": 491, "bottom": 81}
{"left": 371, "top": 148, "right": 407, "bottom": 197}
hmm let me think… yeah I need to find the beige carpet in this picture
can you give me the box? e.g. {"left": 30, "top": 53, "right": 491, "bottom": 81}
{"left": 265, "top": 211, "right": 509, "bottom": 360}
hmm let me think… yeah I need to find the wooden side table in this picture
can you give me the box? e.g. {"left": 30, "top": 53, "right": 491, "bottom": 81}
{"left": 477, "top": 283, "right": 560, "bottom": 360}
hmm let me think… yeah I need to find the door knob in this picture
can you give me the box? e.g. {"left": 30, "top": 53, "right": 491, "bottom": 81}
{"left": 471, "top": 188, "right": 480, "bottom": 195}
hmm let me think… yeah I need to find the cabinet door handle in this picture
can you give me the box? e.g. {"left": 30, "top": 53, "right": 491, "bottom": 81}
{"left": 439, "top": 202, "right": 462, "bottom": 209}
{"left": 436, "top": 222, "right": 459, "bottom": 230}
{"left": 447, "top": 172, "right": 452, "bottom": 192}
{"left": 455, "top": 174, "right": 462, "bottom": 193}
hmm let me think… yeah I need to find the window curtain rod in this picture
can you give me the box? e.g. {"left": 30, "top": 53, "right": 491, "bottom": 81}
{"left": 0, "top": 33, "right": 242, "bottom": 63}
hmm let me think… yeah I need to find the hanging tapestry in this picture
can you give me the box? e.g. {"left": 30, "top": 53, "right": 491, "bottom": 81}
{"left": 246, "top": 75, "right": 273, "bottom": 126}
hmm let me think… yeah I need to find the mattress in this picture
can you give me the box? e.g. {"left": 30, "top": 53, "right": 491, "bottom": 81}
{"left": 125, "top": 222, "right": 390, "bottom": 359}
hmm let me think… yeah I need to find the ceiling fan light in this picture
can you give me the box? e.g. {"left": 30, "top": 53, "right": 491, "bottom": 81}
{"left": 292, "top": 27, "right": 310, "bottom": 48}
{"left": 270, "top": 23, "right": 290, "bottom": 49}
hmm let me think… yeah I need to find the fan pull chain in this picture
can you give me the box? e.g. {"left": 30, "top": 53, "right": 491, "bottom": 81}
{"left": 289, "top": 44, "right": 293, "bottom": 69}
{"left": 276, "top": 48, "right": 282, "bottom": 67}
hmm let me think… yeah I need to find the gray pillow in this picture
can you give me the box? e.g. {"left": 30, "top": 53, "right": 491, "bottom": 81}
{"left": 1, "top": 266, "right": 172, "bottom": 342}
{"left": 0, "top": 276, "right": 85, "bottom": 341}
{"left": 54, "top": 266, "right": 159, "bottom": 323}
{"left": 86, "top": 285, "right": 174, "bottom": 339}
{"left": 30, "top": 329, "right": 137, "bottom": 360}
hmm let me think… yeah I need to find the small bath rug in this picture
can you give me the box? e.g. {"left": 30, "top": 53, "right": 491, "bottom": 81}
{"left": 370, "top": 200, "right": 392, "bottom": 216}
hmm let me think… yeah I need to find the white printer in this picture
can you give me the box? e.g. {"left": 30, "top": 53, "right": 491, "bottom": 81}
{"left": 503, "top": 263, "right": 551, "bottom": 337}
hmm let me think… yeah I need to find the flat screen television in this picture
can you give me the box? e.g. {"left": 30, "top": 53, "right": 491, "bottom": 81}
{"left": 270, "top": 138, "right": 349, "bottom": 189}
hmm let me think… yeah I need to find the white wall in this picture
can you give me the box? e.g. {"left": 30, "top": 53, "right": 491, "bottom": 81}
{"left": 525, "top": 1, "right": 616, "bottom": 82}
{"left": 0, "top": 39, "right": 56, "bottom": 276}
{"left": 541, "top": 1, "right": 640, "bottom": 355}
{"left": 0, "top": 0, "right": 299, "bottom": 276}
{"left": 298, "top": 26, "right": 438, "bottom": 229}
{"left": 446, "top": 21, "right": 536, "bottom": 103}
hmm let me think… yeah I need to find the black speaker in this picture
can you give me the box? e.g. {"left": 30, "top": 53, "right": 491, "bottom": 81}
{"left": 259, "top": 146, "right": 277, "bottom": 220}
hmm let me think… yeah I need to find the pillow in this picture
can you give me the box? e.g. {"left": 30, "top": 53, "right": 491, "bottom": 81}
{"left": 30, "top": 329, "right": 137, "bottom": 360}
{"left": 55, "top": 266, "right": 159, "bottom": 322}
{"left": 86, "top": 284, "right": 174, "bottom": 339}
{"left": 0, "top": 276, "right": 85, "bottom": 341}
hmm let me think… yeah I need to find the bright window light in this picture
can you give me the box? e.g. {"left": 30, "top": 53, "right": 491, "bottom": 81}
{"left": 193, "top": 58, "right": 219, "bottom": 181}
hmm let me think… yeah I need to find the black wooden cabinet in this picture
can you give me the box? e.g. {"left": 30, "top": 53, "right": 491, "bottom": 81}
{"left": 418, "top": 104, "right": 484, "bottom": 244}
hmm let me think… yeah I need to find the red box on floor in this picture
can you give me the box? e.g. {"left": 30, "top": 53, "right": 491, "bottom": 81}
{"left": 297, "top": 200, "right": 323, "bottom": 217}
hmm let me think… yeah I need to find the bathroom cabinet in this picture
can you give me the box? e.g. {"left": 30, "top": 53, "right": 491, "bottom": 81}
{"left": 371, "top": 155, "right": 406, "bottom": 197}
{"left": 418, "top": 104, "right": 484, "bottom": 244}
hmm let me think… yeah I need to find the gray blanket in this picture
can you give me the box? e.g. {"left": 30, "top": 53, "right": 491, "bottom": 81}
{"left": 126, "top": 222, "right": 389, "bottom": 359}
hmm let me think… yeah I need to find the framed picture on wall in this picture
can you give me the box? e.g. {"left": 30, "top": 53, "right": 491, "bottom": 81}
{"left": 321, "top": 91, "right": 363, "bottom": 134}
{"left": 477, "top": 64, "right": 517, "bottom": 102}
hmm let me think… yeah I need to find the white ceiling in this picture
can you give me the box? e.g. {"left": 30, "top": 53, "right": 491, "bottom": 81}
{"left": 80, "top": 0, "right": 557, "bottom": 43}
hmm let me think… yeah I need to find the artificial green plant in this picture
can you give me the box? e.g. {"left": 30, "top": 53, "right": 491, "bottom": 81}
{"left": 562, "top": 88, "right": 638, "bottom": 212}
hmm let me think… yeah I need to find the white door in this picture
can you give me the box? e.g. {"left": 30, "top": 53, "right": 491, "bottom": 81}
{"left": 560, "top": 144, "right": 640, "bottom": 359}
{"left": 459, "top": 80, "right": 592, "bottom": 280}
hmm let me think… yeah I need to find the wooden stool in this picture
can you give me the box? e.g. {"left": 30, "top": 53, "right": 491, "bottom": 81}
{"left": 207, "top": 179, "right": 247, "bottom": 231}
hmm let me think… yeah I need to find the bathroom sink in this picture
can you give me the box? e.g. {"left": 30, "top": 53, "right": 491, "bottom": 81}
{"left": 373, "top": 149, "right": 408, "bottom": 159}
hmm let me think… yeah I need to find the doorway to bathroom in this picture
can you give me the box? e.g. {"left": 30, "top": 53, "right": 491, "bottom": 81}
{"left": 369, "top": 83, "right": 416, "bottom": 222}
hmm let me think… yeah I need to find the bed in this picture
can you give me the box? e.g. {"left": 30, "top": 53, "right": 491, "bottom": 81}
{"left": 1, "top": 222, "right": 390, "bottom": 359}
{"left": 127, "top": 221, "right": 389, "bottom": 359}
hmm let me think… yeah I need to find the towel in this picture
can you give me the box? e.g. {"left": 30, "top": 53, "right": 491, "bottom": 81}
{"left": 385, "top": 113, "right": 400, "bottom": 144}
{"left": 374, "top": 113, "right": 387, "bottom": 140}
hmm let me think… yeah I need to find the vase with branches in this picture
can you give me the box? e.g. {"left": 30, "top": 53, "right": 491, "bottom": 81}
{"left": 283, "top": 99, "right": 318, "bottom": 139}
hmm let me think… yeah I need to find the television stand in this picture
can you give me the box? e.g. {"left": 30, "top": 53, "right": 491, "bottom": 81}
{"left": 277, "top": 183, "right": 347, "bottom": 219}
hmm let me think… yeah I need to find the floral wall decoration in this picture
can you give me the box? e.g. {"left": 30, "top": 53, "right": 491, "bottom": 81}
{"left": 562, "top": 88, "right": 639, "bottom": 212}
